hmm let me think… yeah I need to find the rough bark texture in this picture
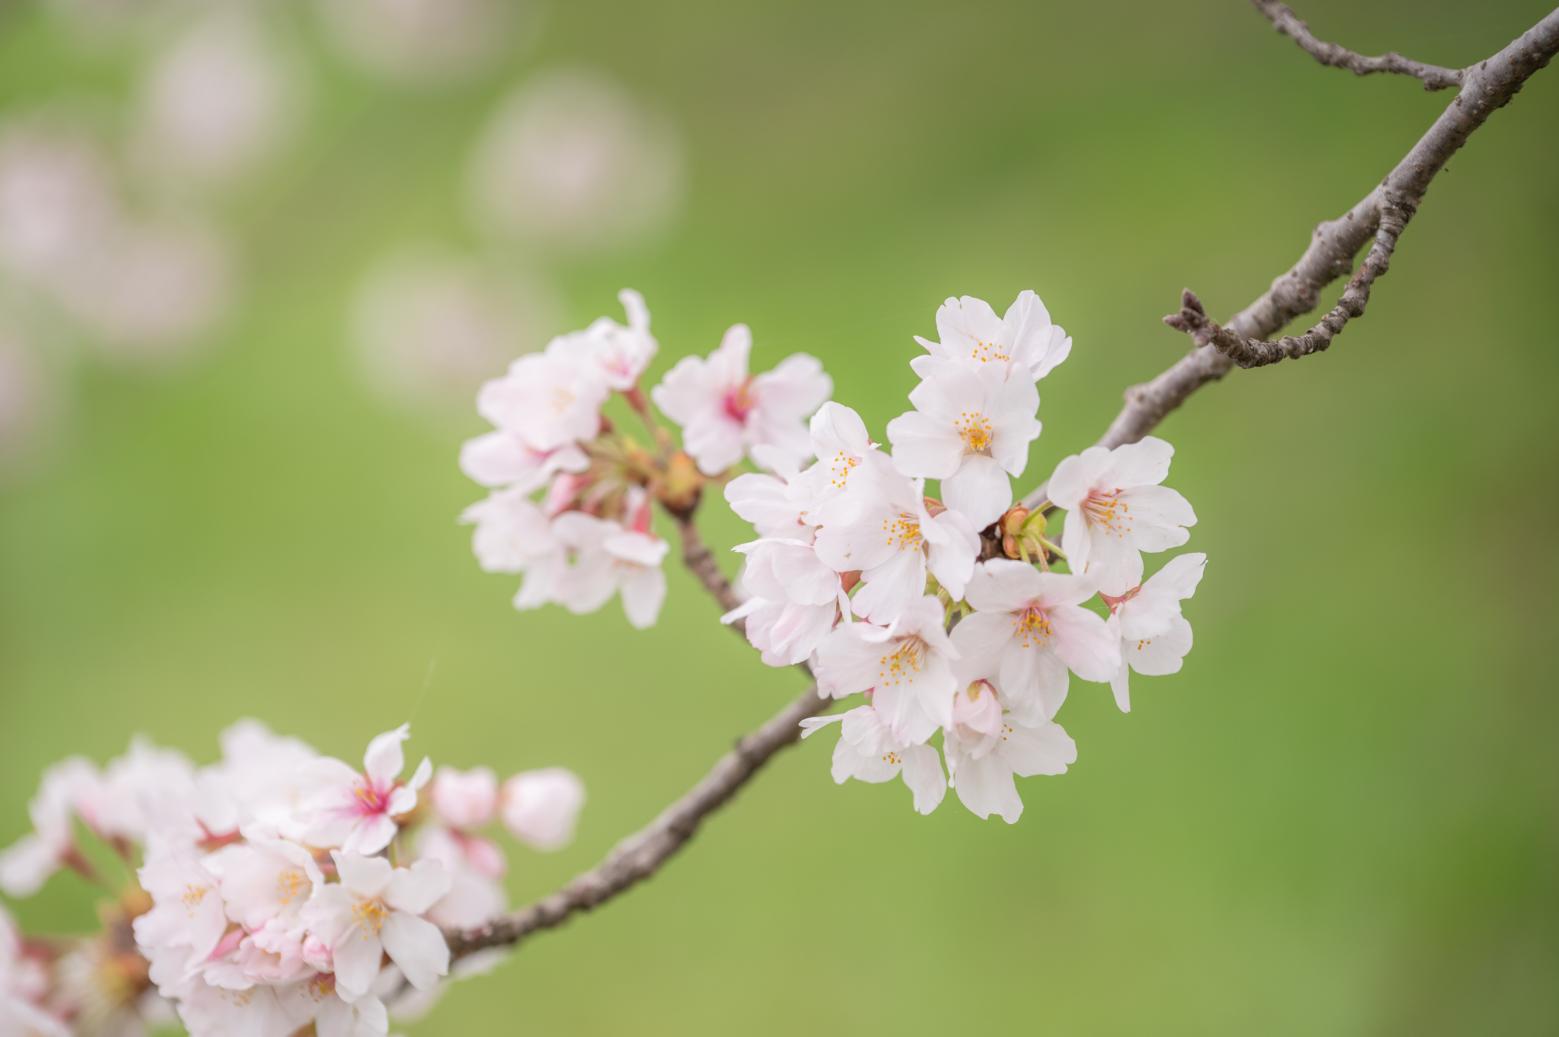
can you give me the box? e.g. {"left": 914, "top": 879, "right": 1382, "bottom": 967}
{"left": 1021, "top": 5, "right": 1559, "bottom": 510}
{"left": 1252, "top": 0, "right": 1463, "bottom": 90}
{"left": 449, "top": 4, "right": 1559, "bottom": 961}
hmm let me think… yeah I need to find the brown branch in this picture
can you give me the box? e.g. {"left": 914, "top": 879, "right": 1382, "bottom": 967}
{"left": 448, "top": 2, "right": 1559, "bottom": 968}
{"left": 1023, "top": 4, "right": 1559, "bottom": 509}
{"left": 671, "top": 510, "right": 744, "bottom": 619}
{"left": 448, "top": 679, "right": 827, "bottom": 958}
{"left": 1252, "top": 0, "right": 1464, "bottom": 90}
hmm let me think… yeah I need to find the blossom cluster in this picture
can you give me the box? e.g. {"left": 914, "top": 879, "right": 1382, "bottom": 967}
{"left": 460, "top": 290, "right": 831, "bottom": 629}
{"left": 0, "top": 722, "right": 584, "bottom": 1037}
{"left": 725, "top": 292, "right": 1206, "bottom": 822}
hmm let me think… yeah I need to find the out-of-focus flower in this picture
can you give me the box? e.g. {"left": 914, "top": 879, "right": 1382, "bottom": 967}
{"left": 500, "top": 768, "right": 585, "bottom": 851}
{"left": 315, "top": 0, "right": 532, "bottom": 84}
{"left": 0, "top": 756, "right": 102, "bottom": 897}
{"left": 0, "top": 122, "right": 119, "bottom": 294}
{"left": 1106, "top": 552, "right": 1207, "bottom": 712}
{"left": 131, "top": 10, "right": 301, "bottom": 188}
{"left": 60, "top": 216, "right": 234, "bottom": 365}
{"left": 301, "top": 853, "right": 451, "bottom": 1000}
{"left": 353, "top": 250, "right": 561, "bottom": 412}
{"left": 466, "top": 69, "right": 683, "bottom": 251}
{"left": 430, "top": 766, "right": 499, "bottom": 831}
{"left": 652, "top": 324, "right": 831, "bottom": 476}
{"left": 0, "top": 329, "right": 67, "bottom": 479}
{"left": 0, "top": 903, "right": 69, "bottom": 1036}
{"left": 294, "top": 725, "right": 432, "bottom": 856}
{"left": 1047, "top": 436, "right": 1197, "bottom": 595}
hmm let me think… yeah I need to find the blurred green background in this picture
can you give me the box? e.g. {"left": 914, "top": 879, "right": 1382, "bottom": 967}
{"left": 4, "top": 0, "right": 1558, "bottom": 1034}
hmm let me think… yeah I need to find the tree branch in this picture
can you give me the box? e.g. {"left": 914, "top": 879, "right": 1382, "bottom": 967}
{"left": 448, "top": 679, "right": 827, "bottom": 958}
{"left": 1023, "top": 4, "right": 1559, "bottom": 509}
{"left": 1252, "top": 0, "right": 1464, "bottom": 90}
{"left": 448, "top": 2, "right": 1559, "bottom": 968}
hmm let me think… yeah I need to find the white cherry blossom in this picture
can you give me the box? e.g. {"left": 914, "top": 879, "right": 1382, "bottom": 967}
{"left": 1047, "top": 435, "right": 1197, "bottom": 595}
{"left": 1107, "top": 552, "right": 1206, "bottom": 712}
{"left": 301, "top": 853, "right": 451, "bottom": 1001}
{"left": 913, "top": 291, "right": 1072, "bottom": 382}
{"left": 943, "top": 680, "right": 1077, "bottom": 823}
{"left": 800, "top": 704, "right": 946, "bottom": 815}
{"left": 886, "top": 358, "right": 1040, "bottom": 527}
{"left": 814, "top": 596, "right": 960, "bottom": 743}
{"left": 950, "top": 560, "right": 1119, "bottom": 723}
{"left": 652, "top": 323, "right": 831, "bottom": 475}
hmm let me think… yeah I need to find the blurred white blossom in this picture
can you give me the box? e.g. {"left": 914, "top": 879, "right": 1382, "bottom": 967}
{"left": 466, "top": 69, "right": 684, "bottom": 252}
{"left": 315, "top": 0, "right": 535, "bottom": 84}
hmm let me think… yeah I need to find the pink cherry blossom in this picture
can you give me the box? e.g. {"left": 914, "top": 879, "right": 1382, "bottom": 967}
{"left": 295, "top": 725, "right": 432, "bottom": 856}
{"left": 301, "top": 852, "right": 451, "bottom": 1000}
{"left": 500, "top": 768, "right": 585, "bottom": 851}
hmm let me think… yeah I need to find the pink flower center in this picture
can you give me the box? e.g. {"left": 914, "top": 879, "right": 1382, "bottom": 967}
{"left": 722, "top": 379, "right": 758, "bottom": 424}
{"left": 350, "top": 778, "right": 392, "bottom": 818}
{"left": 1083, "top": 488, "right": 1132, "bottom": 537}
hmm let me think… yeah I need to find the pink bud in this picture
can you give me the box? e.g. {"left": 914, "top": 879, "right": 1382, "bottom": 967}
{"left": 500, "top": 768, "right": 584, "bottom": 852}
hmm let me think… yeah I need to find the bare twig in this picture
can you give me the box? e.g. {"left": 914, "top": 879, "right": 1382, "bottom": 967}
{"left": 1252, "top": 0, "right": 1464, "bottom": 90}
{"left": 671, "top": 510, "right": 744, "bottom": 619}
{"left": 451, "top": 4, "right": 1559, "bottom": 964}
{"left": 1022, "top": 5, "right": 1559, "bottom": 509}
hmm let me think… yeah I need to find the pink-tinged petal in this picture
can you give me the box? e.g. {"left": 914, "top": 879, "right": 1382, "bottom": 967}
{"left": 0, "top": 835, "right": 56, "bottom": 897}
{"left": 756, "top": 353, "right": 831, "bottom": 417}
{"left": 1082, "top": 535, "right": 1144, "bottom": 597}
{"left": 809, "top": 400, "right": 870, "bottom": 456}
{"left": 999, "top": 646, "right": 1070, "bottom": 724}
{"left": 334, "top": 852, "right": 395, "bottom": 898}
{"left": 964, "top": 558, "right": 1043, "bottom": 613}
{"left": 870, "top": 681, "right": 939, "bottom": 745}
{"left": 1100, "top": 435, "right": 1174, "bottom": 488}
{"left": 710, "top": 324, "right": 752, "bottom": 383}
{"left": 799, "top": 714, "right": 846, "bottom": 740}
{"left": 458, "top": 431, "right": 535, "bottom": 489}
{"left": 989, "top": 375, "right": 1041, "bottom": 475}
{"left": 949, "top": 610, "right": 1012, "bottom": 679}
{"left": 952, "top": 753, "right": 1023, "bottom": 823}
{"left": 1147, "top": 552, "right": 1207, "bottom": 599}
{"left": 681, "top": 412, "right": 747, "bottom": 475}
{"left": 1130, "top": 615, "right": 1194, "bottom": 677}
{"left": 900, "top": 745, "right": 947, "bottom": 815}
{"left": 1049, "top": 605, "right": 1121, "bottom": 683}
{"left": 405, "top": 756, "right": 433, "bottom": 794}
{"left": 940, "top": 454, "right": 1011, "bottom": 528}
{"left": 385, "top": 859, "right": 452, "bottom": 915}
{"left": 648, "top": 354, "right": 711, "bottom": 425}
{"left": 380, "top": 912, "right": 450, "bottom": 991}
{"left": 1001, "top": 719, "right": 1077, "bottom": 777}
{"left": 343, "top": 814, "right": 398, "bottom": 857}
{"left": 814, "top": 625, "right": 889, "bottom": 699}
{"left": 886, "top": 410, "right": 964, "bottom": 479}
{"left": 1057, "top": 507, "right": 1092, "bottom": 573}
{"left": 1120, "top": 484, "right": 1197, "bottom": 549}
{"left": 362, "top": 726, "right": 409, "bottom": 784}
{"left": 934, "top": 295, "right": 1005, "bottom": 360}
{"left": 912, "top": 655, "right": 959, "bottom": 730}
{"left": 1110, "top": 661, "right": 1132, "bottom": 712}
{"left": 330, "top": 925, "right": 384, "bottom": 1001}
{"left": 500, "top": 769, "right": 585, "bottom": 851}
{"left": 620, "top": 566, "right": 667, "bottom": 629}
{"left": 852, "top": 550, "right": 926, "bottom": 626}
{"left": 1044, "top": 447, "right": 1110, "bottom": 509}
{"left": 1032, "top": 571, "right": 1099, "bottom": 609}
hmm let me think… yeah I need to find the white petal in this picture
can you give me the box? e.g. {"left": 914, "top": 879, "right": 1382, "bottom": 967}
{"left": 334, "top": 852, "right": 395, "bottom": 898}
{"left": 886, "top": 410, "right": 964, "bottom": 479}
{"left": 940, "top": 454, "right": 1012, "bottom": 528}
{"left": 331, "top": 925, "right": 384, "bottom": 1001}
{"left": 380, "top": 912, "right": 450, "bottom": 991}
{"left": 1100, "top": 436, "right": 1174, "bottom": 487}
{"left": 362, "top": 726, "right": 409, "bottom": 784}
{"left": 963, "top": 559, "right": 1043, "bottom": 612}
{"left": 385, "top": 859, "right": 452, "bottom": 915}
{"left": 900, "top": 745, "right": 947, "bottom": 815}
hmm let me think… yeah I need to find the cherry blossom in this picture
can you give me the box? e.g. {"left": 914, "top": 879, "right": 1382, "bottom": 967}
{"left": 500, "top": 768, "right": 585, "bottom": 851}
{"left": 914, "top": 291, "right": 1072, "bottom": 382}
{"left": 800, "top": 704, "right": 946, "bottom": 815}
{"left": 0, "top": 904, "right": 68, "bottom": 1036}
{"left": 0, "top": 756, "right": 102, "bottom": 896}
{"left": 652, "top": 323, "right": 832, "bottom": 475}
{"left": 886, "top": 358, "right": 1041, "bottom": 527}
{"left": 815, "top": 595, "right": 960, "bottom": 743}
{"left": 949, "top": 560, "right": 1119, "bottom": 723}
{"left": 943, "top": 681, "right": 1077, "bottom": 823}
{"left": 475, "top": 342, "right": 609, "bottom": 454}
{"left": 431, "top": 766, "right": 500, "bottom": 830}
{"left": 1046, "top": 436, "right": 1197, "bottom": 595}
{"left": 295, "top": 725, "right": 432, "bottom": 855}
{"left": 301, "top": 852, "right": 452, "bottom": 1000}
{"left": 1107, "top": 552, "right": 1207, "bottom": 712}
{"left": 812, "top": 465, "right": 979, "bottom": 625}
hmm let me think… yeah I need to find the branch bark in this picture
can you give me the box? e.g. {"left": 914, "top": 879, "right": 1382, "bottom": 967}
{"left": 1023, "top": 4, "right": 1559, "bottom": 509}
{"left": 1252, "top": 0, "right": 1463, "bottom": 90}
{"left": 450, "top": 3, "right": 1559, "bottom": 964}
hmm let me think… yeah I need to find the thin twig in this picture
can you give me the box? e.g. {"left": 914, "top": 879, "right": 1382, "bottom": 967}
{"left": 1022, "top": 4, "right": 1559, "bottom": 510}
{"left": 1252, "top": 0, "right": 1463, "bottom": 90}
{"left": 451, "top": 4, "right": 1559, "bottom": 963}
